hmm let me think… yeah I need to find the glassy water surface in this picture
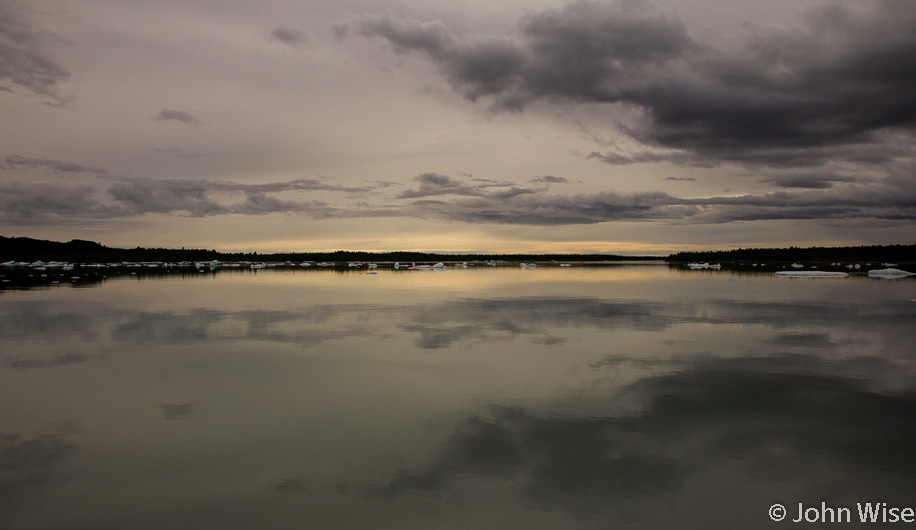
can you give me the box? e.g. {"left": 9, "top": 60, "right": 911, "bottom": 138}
{"left": 2, "top": 266, "right": 915, "bottom": 529}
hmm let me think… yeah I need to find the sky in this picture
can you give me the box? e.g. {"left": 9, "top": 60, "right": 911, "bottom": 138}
{"left": 1, "top": 0, "right": 914, "bottom": 254}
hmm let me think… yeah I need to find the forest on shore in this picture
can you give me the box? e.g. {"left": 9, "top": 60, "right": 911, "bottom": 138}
{"left": 2, "top": 236, "right": 914, "bottom": 264}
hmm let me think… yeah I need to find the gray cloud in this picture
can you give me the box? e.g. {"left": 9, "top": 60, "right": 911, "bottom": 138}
{"left": 353, "top": 1, "right": 916, "bottom": 169}
{"left": 2, "top": 148, "right": 912, "bottom": 226}
{"left": 2, "top": 155, "right": 108, "bottom": 174}
{"left": 407, "top": 189, "right": 696, "bottom": 225}
{"left": 355, "top": 12, "right": 529, "bottom": 110}
{"left": 403, "top": 172, "right": 916, "bottom": 225}
{"left": 0, "top": 162, "right": 384, "bottom": 223}
{"left": 3, "top": 172, "right": 913, "bottom": 226}
{"left": 0, "top": 181, "right": 111, "bottom": 224}
{"left": 105, "top": 176, "right": 376, "bottom": 217}
{"left": 529, "top": 175, "right": 567, "bottom": 184}
{"left": 758, "top": 172, "right": 858, "bottom": 190}
{"left": 154, "top": 108, "right": 199, "bottom": 124}
{"left": 0, "top": 2, "right": 71, "bottom": 106}
{"left": 268, "top": 26, "right": 306, "bottom": 47}
{"left": 396, "top": 172, "right": 536, "bottom": 200}
{"left": 662, "top": 176, "right": 695, "bottom": 182}
{"left": 586, "top": 150, "right": 714, "bottom": 168}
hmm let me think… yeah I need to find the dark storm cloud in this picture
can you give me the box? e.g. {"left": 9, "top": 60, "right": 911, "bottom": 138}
{"left": 355, "top": 12, "right": 529, "bottom": 110}
{"left": 758, "top": 171, "right": 858, "bottom": 190}
{"left": 352, "top": 0, "right": 916, "bottom": 168}
{"left": 0, "top": 2, "right": 71, "bottom": 106}
{"left": 2, "top": 155, "right": 108, "bottom": 174}
{"left": 268, "top": 25, "right": 306, "bottom": 47}
{"left": 154, "top": 108, "right": 199, "bottom": 124}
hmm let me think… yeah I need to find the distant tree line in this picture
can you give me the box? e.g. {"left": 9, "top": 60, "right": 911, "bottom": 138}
{"left": 3, "top": 236, "right": 913, "bottom": 264}
{"left": 0, "top": 236, "right": 661, "bottom": 263}
{"left": 668, "top": 244, "right": 916, "bottom": 263}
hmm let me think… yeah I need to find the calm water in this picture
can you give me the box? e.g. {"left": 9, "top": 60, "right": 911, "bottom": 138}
{"left": 2, "top": 265, "right": 915, "bottom": 529}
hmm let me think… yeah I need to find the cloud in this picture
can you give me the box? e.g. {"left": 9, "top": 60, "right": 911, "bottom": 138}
{"left": 0, "top": 161, "right": 384, "bottom": 224}
{"left": 529, "top": 175, "right": 567, "bottom": 184}
{"left": 662, "top": 176, "right": 695, "bottom": 182}
{"left": 2, "top": 155, "right": 108, "bottom": 174}
{"left": 758, "top": 171, "right": 858, "bottom": 190}
{"left": 352, "top": 1, "right": 916, "bottom": 169}
{"left": 396, "top": 172, "right": 536, "bottom": 200}
{"left": 268, "top": 26, "right": 306, "bottom": 48}
{"left": 104, "top": 176, "right": 376, "bottom": 217}
{"left": 402, "top": 171, "right": 916, "bottom": 225}
{"left": 406, "top": 189, "right": 697, "bottom": 225}
{"left": 3, "top": 172, "right": 913, "bottom": 226}
{"left": 586, "top": 150, "right": 715, "bottom": 168}
{"left": 355, "top": 11, "right": 529, "bottom": 110}
{"left": 0, "top": 181, "right": 112, "bottom": 223}
{"left": 154, "top": 108, "right": 199, "bottom": 124}
{"left": 2, "top": 149, "right": 912, "bottom": 226}
{"left": 0, "top": 2, "right": 72, "bottom": 106}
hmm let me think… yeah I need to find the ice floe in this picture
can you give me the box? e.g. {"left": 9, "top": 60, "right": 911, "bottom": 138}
{"left": 775, "top": 271, "right": 849, "bottom": 278}
{"left": 867, "top": 268, "right": 915, "bottom": 278}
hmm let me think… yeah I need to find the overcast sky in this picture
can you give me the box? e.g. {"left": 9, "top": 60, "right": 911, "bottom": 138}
{"left": 2, "top": 0, "right": 914, "bottom": 254}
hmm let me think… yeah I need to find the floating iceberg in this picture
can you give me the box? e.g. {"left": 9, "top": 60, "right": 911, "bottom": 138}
{"left": 412, "top": 262, "right": 446, "bottom": 271}
{"left": 775, "top": 271, "right": 849, "bottom": 278}
{"left": 867, "top": 268, "right": 915, "bottom": 278}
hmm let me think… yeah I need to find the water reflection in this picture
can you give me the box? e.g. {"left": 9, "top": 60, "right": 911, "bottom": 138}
{"left": 0, "top": 424, "right": 79, "bottom": 525}
{"left": 0, "top": 268, "right": 914, "bottom": 529}
{"left": 364, "top": 353, "right": 916, "bottom": 520}
{"left": 160, "top": 403, "right": 195, "bottom": 420}
{"left": 4, "top": 296, "right": 913, "bottom": 355}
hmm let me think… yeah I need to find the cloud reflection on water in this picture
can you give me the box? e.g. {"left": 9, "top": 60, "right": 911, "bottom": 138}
{"left": 1, "top": 271, "right": 914, "bottom": 529}
{"left": 2, "top": 293, "right": 913, "bottom": 363}
{"left": 362, "top": 354, "right": 916, "bottom": 521}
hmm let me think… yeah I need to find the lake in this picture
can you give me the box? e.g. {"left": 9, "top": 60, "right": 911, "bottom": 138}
{"left": 2, "top": 264, "right": 915, "bottom": 529}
